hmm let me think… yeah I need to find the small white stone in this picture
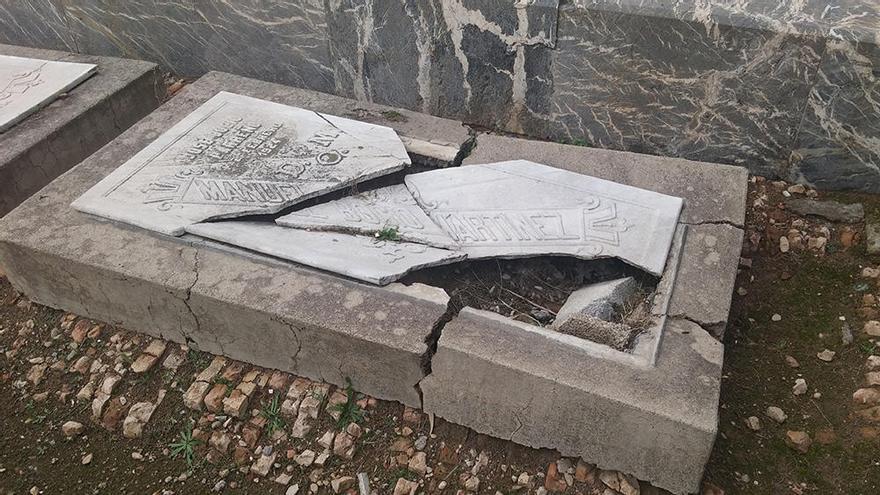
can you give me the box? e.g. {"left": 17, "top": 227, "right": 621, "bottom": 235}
{"left": 766, "top": 406, "right": 788, "bottom": 423}
{"left": 772, "top": 314, "right": 782, "bottom": 322}
{"left": 793, "top": 378, "right": 807, "bottom": 395}
{"left": 779, "top": 237, "right": 790, "bottom": 253}
{"left": 745, "top": 416, "right": 762, "bottom": 431}
{"left": 817, "top": 349, "right": 836, "bottom": 362}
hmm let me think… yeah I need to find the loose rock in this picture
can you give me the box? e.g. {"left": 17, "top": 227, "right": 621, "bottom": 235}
{"left": 817, "top": 349, "right": 836, "bottom": 362}
{"left": 785, "top": 431, "right": 812, "bottom": 453}
{"left": 61, "top": 421, "right": 84, "bottom": 437}
{"left": 766, "top": 406, "right": 788, "bottom": 423}
{"left": 793, "top": 378, "right": 807, "bottom": 395}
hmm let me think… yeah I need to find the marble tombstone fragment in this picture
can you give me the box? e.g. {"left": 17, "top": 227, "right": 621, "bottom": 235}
{"left": 277, "top": 184, "right": 457, "bottom": 248}
{"left": 0, "top": 54, "right": 96, "bottom": 132}
{"left": 186, "top": 221, "right": 465, "bottom": 285}
{"left": 72, "top": 91, "right": 411, "bottom": 236}
{"left": 404, "top": 161, "right": 683, "bottom": 275}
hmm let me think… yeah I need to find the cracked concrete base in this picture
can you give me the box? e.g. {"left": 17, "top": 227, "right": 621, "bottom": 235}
{"left": 421, "top": 313, "right": 723, "bottom": 495}
{"left": 0, "top": 72, "right": 745, "bottom": 494}
{"left": 0, "top": 43, "right": 163, "bottom": 217}
{"left": 0, "top": 72, "right": 469, "bottom": 407}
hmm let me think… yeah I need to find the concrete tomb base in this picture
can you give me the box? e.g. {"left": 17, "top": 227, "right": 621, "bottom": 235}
{"left": 0, "top": 43, "right": 163, "bottom": 217}
{"left": 0, "top": 73, "right": 747, "bottom": 494}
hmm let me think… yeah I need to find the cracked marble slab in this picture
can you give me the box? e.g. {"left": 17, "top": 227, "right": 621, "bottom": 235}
{"left": 276, "top": 184, "right": 456, "bottom": 248}
{"left": 72, "top": 91, "right": 410, "bottom": 236}
{"left": 0, "top": 54, "right": 96, "bottom": 132}
{"left": 404, "top": 160, "right": 683, "bottom": 275}
{"left": 186, "top": 221, "right": 465, "bottom": 286}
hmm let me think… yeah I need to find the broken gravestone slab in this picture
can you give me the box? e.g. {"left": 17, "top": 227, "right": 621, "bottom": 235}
{"left": 555, "top": 276, "right": 640, "bottom": 323}
{"left": 404, "top": 160, "right": 683, "bottom": 275}
{"left": 186, "top": 221, "right": 464, "bottom": 285}
{"left": 0, "top": 54, "right": 97, "bottom": 132}
{"left": 72, "top": 91, "right": 410, "bottom": 236}
{"left": 551, "top": 277, "right": 642, "bottom": 351}
{"left": 276, "top": 184, "right": 456, "bottom": 248}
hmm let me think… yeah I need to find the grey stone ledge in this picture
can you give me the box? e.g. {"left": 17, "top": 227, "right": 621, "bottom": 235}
{"left": 668, "top": 223, "right": 744, "bottom": 336}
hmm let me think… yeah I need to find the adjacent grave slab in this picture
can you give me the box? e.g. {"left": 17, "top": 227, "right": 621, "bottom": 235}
{"left": 405, "top": 160, "right": 683, "bottom": 275}
{"left": 0, "top": 43, "right": 163, "bottom": 217}
{"left": 277, "top": 184, "right": 457, "bottom": 248}
{"left": 0, "top": 72, "right": 469, "bottom": 408}
{"left": 0, "top": 54, "right": 96, "bottom": 132}
{"left": 464, "top": 134, "right": 748, "bottom": 226}
{"left": 421, "top": 312, "right": 722, "bottom": 495}
{"left": 73, "top": 91, "right": 411, "bottom": 236}
{"left": 187, "top": 221, "right": 464, "bottom": 285}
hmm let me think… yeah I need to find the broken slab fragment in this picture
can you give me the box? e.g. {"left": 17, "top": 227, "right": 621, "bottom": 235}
{"left": 554, "top": 276, "right": 639, "bottom": 323}
{"left": 186, "top": 221, "right": 464, "bottom": 286}
{"left": 277, "top": 184, "right": 457, "bottom": 248}
{"left": 404, "top": 160, "right": 683, "bottom": 275}
{"left": 72, "top": 91, "right": 411, "bottom": 236}
{"left": 0, "top": 54, "right": 96, "bottom": 132}
{"left": 553, "top": 314, "right": 637, "bottom": 351}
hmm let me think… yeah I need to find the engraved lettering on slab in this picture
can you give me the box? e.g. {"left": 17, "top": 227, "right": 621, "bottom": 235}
{"left": 404, "top": 160, "right": 683, "bottom": 275}
{"left": 186, "top": 221, "right": 465, "bottom": 286}
{"left": 277, "top": 184, "right": 457, "bottom": 248}
{"left": 0, "top": 55, "right": 96, "bottom": 132}
{"left": 72, "top": 92, "right": 411, "bottom": 236}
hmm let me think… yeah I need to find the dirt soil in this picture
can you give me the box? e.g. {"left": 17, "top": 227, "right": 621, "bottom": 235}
{"left": 1, "top": 177, "right": 879, "bottom": 495}
{"left": 404, "top": 257, "right": 654, "bottom": 327}
{"left": 702, "top": 179, "right": 880, "bottom": 494}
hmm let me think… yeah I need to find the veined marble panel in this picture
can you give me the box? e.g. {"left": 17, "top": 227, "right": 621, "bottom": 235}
{"left": 277, "top": 184, "right": 457, "bottom": 248}
{"left": 520, "top": 5, "right": 825, "bottom": 177}
{"left": 187, "top": 221, "right": 465, "bottom": 286}
{"left": 571, "top": 1, "right": 878, "bottom": 43}
{"left": 0, "top": 54, "right": 96, "bottom": 132}
{"left": 325, "top": 0, "right": 558, "bottom": 122}
{"left": 0, "top": 0, "right": 76, "bottom": 52}
{"left": 790, "top": 38, "right": 880, "bottom": 192}
{"left": 72, "top": 91, "right": 410, "bottom": 236}
{"left": 404, "top": 160, "right": 683, "bottom": 275}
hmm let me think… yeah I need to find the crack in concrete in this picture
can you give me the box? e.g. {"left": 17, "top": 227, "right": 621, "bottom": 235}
{"left": 668, "top": 314, "right": 726, "bottom": 341}
{"left": 414, "top": 296, "right": 460, "bottom": 409}
{"left": 685, "top": 218, "right": 745, "bottom": 229}
{"left": 177, "top": 248, "right": 201, "bottom": 347}
{"left": 271, "top": 315, "right": 303, "bottom": 371}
